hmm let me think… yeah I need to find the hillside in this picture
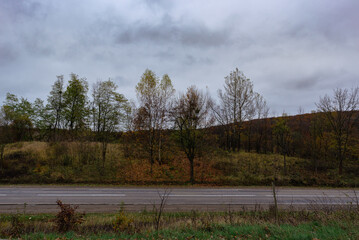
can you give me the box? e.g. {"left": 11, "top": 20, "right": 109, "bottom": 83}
{"left": 1, "top": 139, "right": 358, "bottom": 186}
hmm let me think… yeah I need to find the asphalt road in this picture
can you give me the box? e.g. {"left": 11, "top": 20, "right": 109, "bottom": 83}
{"left": 0, "top": 187, "right": 358, "bottom": 213}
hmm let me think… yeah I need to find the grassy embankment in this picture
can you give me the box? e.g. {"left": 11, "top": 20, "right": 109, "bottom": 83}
{"left": 1, "top": 141, "right": 358, "bottom": 186}
{"left": 1, "top": 206, "right": 359, "bottom": 239}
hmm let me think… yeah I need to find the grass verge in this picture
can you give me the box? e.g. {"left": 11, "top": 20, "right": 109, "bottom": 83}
{"left": 1, "top": 206, "right": 358, "bottom": 239}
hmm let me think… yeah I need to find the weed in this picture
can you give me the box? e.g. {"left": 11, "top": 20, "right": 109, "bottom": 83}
{"left": 7, "top": 213, "right": 24, "bottom": 238}
{"left": 153, "top": 188, "right": 171, "bottom": 231}
{"left": 113, "top": 204, "right": 134, "bottom": 233}
{"left": 190, "top": 210, "right": 198, "bottom": 228}
{"left": 54, "top": 200, "right": 85, "bottom": 232}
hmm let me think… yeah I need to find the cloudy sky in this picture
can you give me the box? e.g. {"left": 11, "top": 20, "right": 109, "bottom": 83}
{"left": 1, "top": 0, "right": 358, "bottom": 115}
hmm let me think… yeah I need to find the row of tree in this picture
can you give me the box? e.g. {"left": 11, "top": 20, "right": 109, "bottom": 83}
{"left": 1, "top": 68, "right": 358, "bottom": 183}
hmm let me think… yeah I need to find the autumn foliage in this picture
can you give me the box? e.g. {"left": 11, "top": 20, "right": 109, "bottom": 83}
{"left": 0, "top": 69, "right": 358, "bottom": 186}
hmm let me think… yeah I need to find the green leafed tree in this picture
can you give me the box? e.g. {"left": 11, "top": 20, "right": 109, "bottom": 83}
{"left": 33, "top": 98, "right": 52, "bottom": 139}
{"left": 91, "top": 79, "right": 128, "bottom": 169}
{"left": 63, "top": 73, "right": 89, "bottom": 134}
{"left": 2, "top": 93, "right": 34, "bottom": 141}
{"left": 0, "top": 106, "right": 9, "bottom": 171}
{"left": 47, "top": 75, "right": 65, "bottom": 139}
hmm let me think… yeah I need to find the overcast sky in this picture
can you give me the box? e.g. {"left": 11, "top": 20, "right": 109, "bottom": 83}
{"left": 1, "top": 0, "right": 358, "bottom": 115}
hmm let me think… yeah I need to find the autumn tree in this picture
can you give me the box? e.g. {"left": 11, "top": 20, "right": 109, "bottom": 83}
{"left": 171, "top": 86, "right": 213, "bottom": 184}
{"left": 316, "top": 87, "right": 359, "bottom": 174}
{"left": 63, "top": 73, "right": 89, "bottom": 134}
{"left": 273, "top": 116, "right": 292, "bottom": 175}
{"left": 215, "top": 68, "right": 256, "bottom": 151}
{"left": 122, "top": 101, "right": 136, "bottom": 159}
{"left": 135, "top": 69, "right": 175, "bottom": 172}
{"left": 91, "top": 79, "right": 128, "bottom": 169}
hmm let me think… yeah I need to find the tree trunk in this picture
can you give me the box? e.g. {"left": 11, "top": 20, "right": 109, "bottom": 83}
{"left": 338, "top": 141, "right": 343, "bottom": 175}
{"left": 149, "top": 130, "right": 154, "bottom": 175}
{"left": 237, "top": 131, "right": 241, "bottom": 152}
{"left": 226, "top": 129, "right": 230, "bottom": 150}
{"left": 102, "top": 141, "right": 107, "bottom": 169}
{"left": 158, "top": 135, "right": 162, "bottom": 165}
{"left": 0, "top": 144, "right": 5, "bottom": 170}
{"left": 283, "top": 153, "right": 287, "bottom": 175}
{"left": 231, "top": 127, "right": 236, "bottom": 152}
{"left": 150, "top": 148, "right": 153, "bottom": 175}
{"left": 339, "top": 157, "right": 343, "bottom": 175}
{"left": 189, "top": 156, "right": 195, "bottom": 184}
{"left": 247, "top": 130, "right": 251, "bottom": 152}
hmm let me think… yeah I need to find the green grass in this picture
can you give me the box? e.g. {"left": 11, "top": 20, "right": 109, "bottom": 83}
{"left": 20, "top": 222, "right": 359, "bottom": 239}
{"left": 1, "top": 208, "right": 359, "bottom": 239}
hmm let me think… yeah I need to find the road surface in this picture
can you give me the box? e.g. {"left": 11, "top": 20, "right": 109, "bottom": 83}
{"left": 0, "top": 186, "right": 357, "bottom": 213}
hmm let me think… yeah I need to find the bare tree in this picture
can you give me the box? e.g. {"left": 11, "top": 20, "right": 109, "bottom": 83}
{"left": 253, "top": 94, "right": 270, "bottom": 153}
{"left": 171, "top": 86, "right": 213, "bottom": 184}
{"left": 244, "top": 93, "right": 263, "bottom": 152}
{"left": 154, "top": 188, "right": 172, "bottom": 232}
{"left": 309, "top": 112, "right": 327, "bottom": 173}
{"left": 211, "top": 94, "right": 233, "bottom": 150}
{"left": 316, "top": 87, "right": 359, "bottom": 174}
{"left": 215, "top": 68, "right": 256, "bottom": 151}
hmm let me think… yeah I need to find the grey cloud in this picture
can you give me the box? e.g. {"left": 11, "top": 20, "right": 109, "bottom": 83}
{"left": 143, "top": 0, "right": 174, "bottom": 10}
{"left": 0, "top": 43, "right": 18, "bottom": 66}
{"left": 285, "top": 76, "right": 318, "bottom": 90}
{"left": 0, "top": 0, "right": 358, "bottom": 116}
{"left": 115, "top": 15, "right": 231, "bottom": 48}
{"left": 113, "top": 75, "right": 133, "bottom": 87}
{"left": 154, "top": 50, "right": 175, "bottom": 60}
{"left": 184, "top": 55, "right": 196, "bottom": 65}
{"left": 22, "top": 31, "right": 55, "bottom": 57}
{"left": 183, "top": 55, "right": 213, "bottom": 66}
{"left": 0, "top": 0, "right": 47, "bottom": 21}
{"left": 281, "top": 1, "right": 359, "bottom": 44}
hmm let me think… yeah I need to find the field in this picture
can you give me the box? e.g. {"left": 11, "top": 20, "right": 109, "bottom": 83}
{"left": 1, "top": 141, "right": 358, "bottom": 187}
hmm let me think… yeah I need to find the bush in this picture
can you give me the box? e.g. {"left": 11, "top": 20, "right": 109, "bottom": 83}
{"left": 113, "top": 205, "right": 134, "bottom": 233}
{"left": 7, "top": 214, "right": 24, "bottom": 238}
{"left": 54, "top": 200, "right": 85, "bottom": 232}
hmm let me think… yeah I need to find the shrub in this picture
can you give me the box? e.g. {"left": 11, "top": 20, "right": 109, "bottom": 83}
{"left": 54, "top": 200, "right": 85, "bottom": 232}
{"left": 8, "top": 214, "right": 24, "bottom": 238}
{"left": 113, "top": 205, "right": 134, "bottom": 233}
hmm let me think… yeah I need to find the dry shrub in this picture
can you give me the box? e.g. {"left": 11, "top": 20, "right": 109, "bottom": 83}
{"left": 54, "top": 200, "right": 85, "bottom": 232}
{"left": 2, "top": 214, "right": 24, "bottom": 238}
{"left": 113, "top": 205, "right": 134, "bottom": 233}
